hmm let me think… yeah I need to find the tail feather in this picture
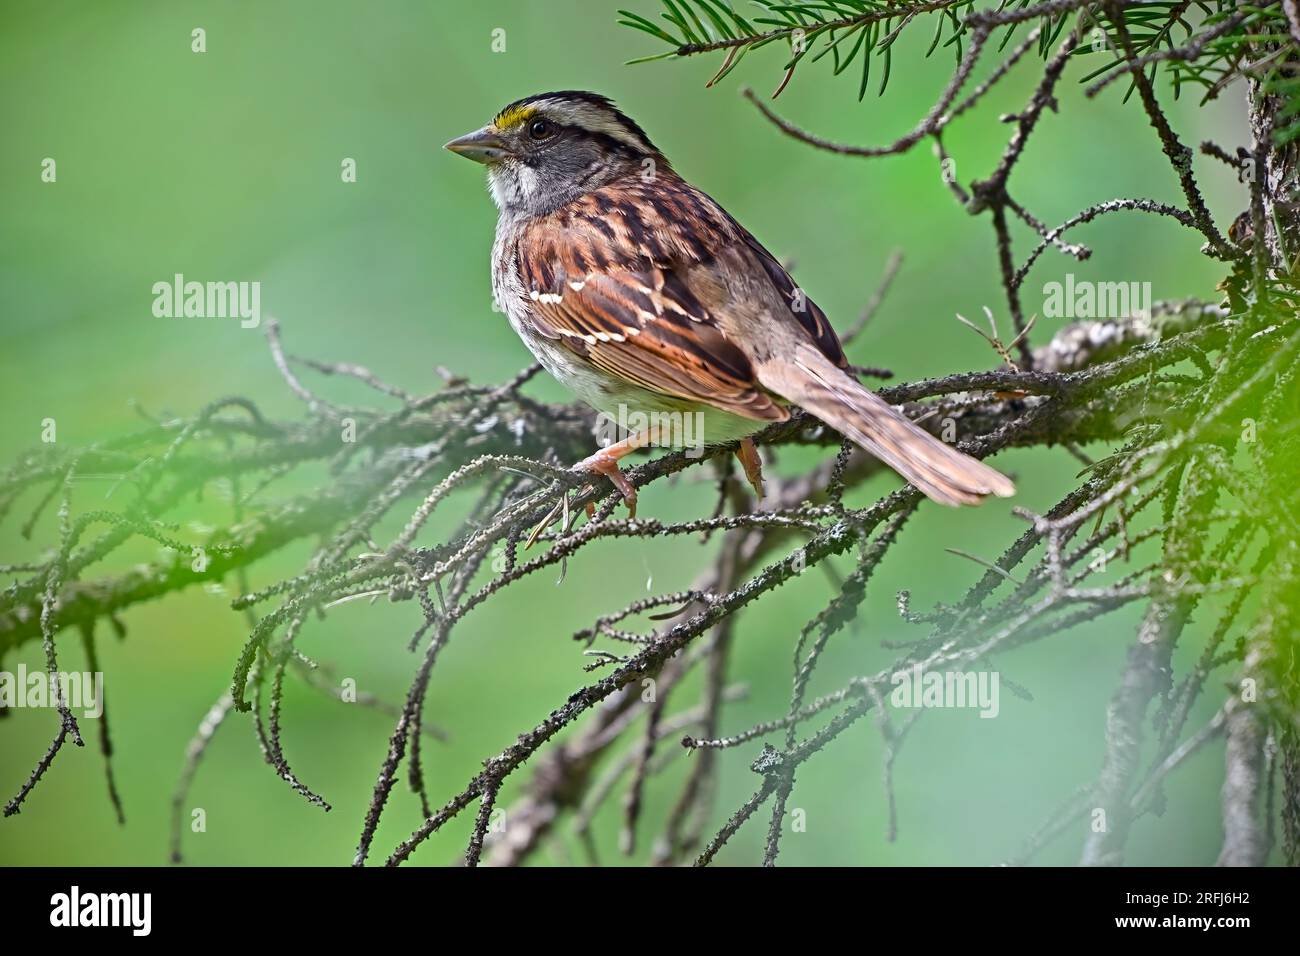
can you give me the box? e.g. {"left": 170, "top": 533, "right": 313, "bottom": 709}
{"left": 757, "top": 347, "right": 1016, "bottom": 507}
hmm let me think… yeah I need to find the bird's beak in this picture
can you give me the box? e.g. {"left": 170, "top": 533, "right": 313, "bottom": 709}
{"left": 444, "top": 126, "right": 512, "bottom": 164}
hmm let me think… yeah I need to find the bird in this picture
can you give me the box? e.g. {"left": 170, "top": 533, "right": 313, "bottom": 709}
{"left": 445, "top": 91, "right": 1014, "bottom": 514}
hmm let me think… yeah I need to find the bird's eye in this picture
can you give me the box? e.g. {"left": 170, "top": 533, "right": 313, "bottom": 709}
{"left": 528, "top": 118, "right": 555, "bottom": 140}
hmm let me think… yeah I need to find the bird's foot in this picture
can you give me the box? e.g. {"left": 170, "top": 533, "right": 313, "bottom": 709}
{"left": 573, "top": 448, "right": 637, "bottom": 519}
{"left": 735, "top": 437, "right": 765, "bottom": 502}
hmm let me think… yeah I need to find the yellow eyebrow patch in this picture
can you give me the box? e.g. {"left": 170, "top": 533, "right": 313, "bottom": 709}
{"left": 494, "top": 104, "right": 538, "bottom": 130}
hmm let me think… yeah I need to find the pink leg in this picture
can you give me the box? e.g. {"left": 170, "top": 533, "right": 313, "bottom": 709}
{"left": 573, "top": 426, "right": 662, "bottom": 518}
{"left": 735, "top": 437, "right": 765, "bottom": 501}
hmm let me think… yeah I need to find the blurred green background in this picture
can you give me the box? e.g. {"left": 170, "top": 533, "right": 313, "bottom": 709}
{"left": 0, "top": 0, "right": 1258, "bottom": 865}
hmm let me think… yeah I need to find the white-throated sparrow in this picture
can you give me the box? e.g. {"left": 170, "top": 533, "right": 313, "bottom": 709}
{"left": 446, "top": 91, "right": 1014, "bottom": 510}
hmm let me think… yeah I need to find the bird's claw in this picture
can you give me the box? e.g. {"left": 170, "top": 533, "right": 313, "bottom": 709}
{"left": 573, "top": 451, "right": 637, "bottom": 518}
{"left": 735, "top": 437, "right": 765, "bottom": 501}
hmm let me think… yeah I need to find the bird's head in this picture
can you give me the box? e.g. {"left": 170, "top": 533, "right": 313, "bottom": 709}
{"left": 445, "top": 91, "right": 666, "bottom": 215}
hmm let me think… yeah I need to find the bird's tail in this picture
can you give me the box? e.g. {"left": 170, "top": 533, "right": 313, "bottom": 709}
{"left": 756, "top": 345, "right": 1015, "bottom": 507}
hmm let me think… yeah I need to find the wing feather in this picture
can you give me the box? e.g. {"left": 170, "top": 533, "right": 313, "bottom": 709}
{"left": 512, "top": 174, "right": 844, "bottom": 422}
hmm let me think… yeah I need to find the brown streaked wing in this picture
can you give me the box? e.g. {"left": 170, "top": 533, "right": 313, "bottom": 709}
{"left": 533, "top": 268, "right": 788, "bottom": 420}
{"left": 514, "top": 177, "right": 789, "bottom": 422}
{"left": 569, "top": 174, "right": 847, "bottom": 370}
